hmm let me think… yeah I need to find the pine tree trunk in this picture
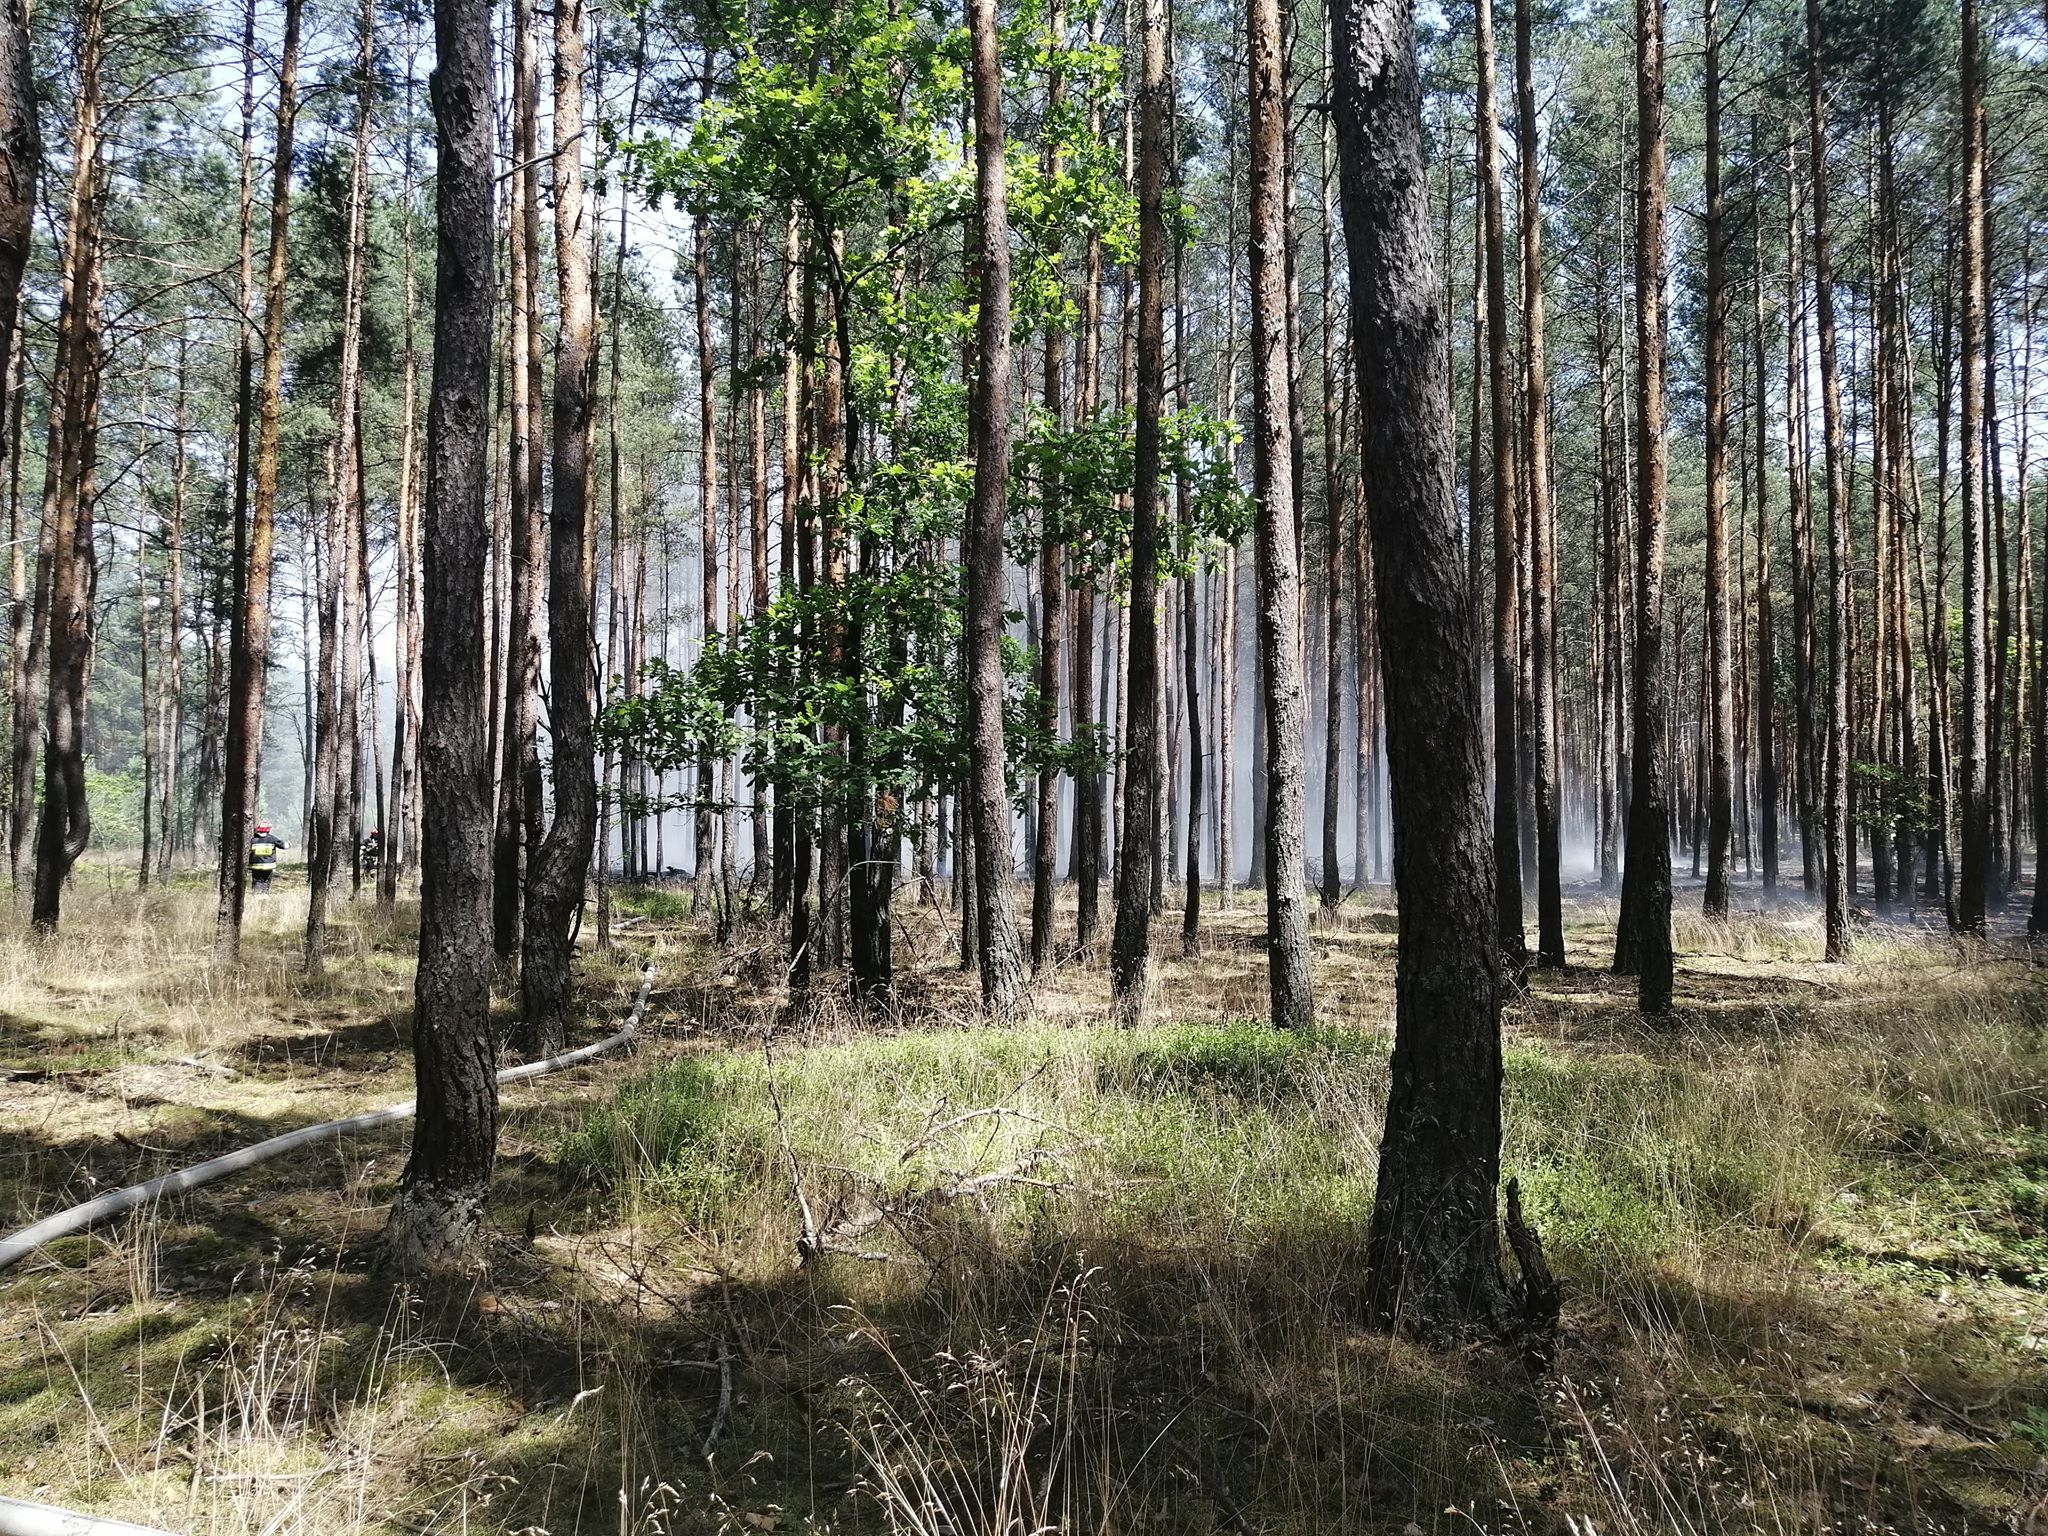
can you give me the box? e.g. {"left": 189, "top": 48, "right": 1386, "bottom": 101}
{"left": 521, "top": 0, "right": 599, "bottom": 1048}
{"left": 773, "top": 210, "right": 801, "bottom": 920}
{"left": 307, "top": 461, "right": 341, "bottom": 960}
{"left": 0, "top": 0, "right": 35, "bottom": 445}
{"left": 1110, "top": 0, "right": 1168, "bottom": 1025}
{"left": 694, "top": 82, "right": 720, "bottom": 916}
{"left": 1785, "top": 148, "right": 1820, "bottom": 896}
{"left": 1700, "top": 0, "right": 1734, "bottom": 921}
{"left": 1596, "top": 287, "right": 1622, "bottom": 892}
{"left": 382, "top": 39, "right": 423, "bottom": 905}
{"left": 157, "top": 329, "right": 189, "bottom": 879}
{"left": 381, "top": 0, "right": 496, "bottom": 1273}
{"left": 1752, "top": 201, "right": 1778, "bottom": 897}
{"left": 1029, "top": 0, "right": 1068, "bottom": 973}
{"left": 1880, "top": 137, "right": 1918, "bottom": 909}
{"left": 1352, "top": 450, "right": 1378, "bottom": 888}
{"left": 6, "top": 318, "right": 42, "bottom": 888}
{"left": 1987, "top": 277, "right": 2010, "bottom": 910}
{"left": 749, "top": 225, "right": 772, "bottom": 881}
{"left": 1072, "top": 248, "right": 1103, "bottom": 944}
{"left": 1247, "top": 0, "right": 1314, "bottom": 1028}
{"left": 1805, "top": 0, "right": 1851, "bottom": 959}
{"left": 964, "top": 0, "right": 1027, "bottom": 1020}
{"left": 1475, "top": 0, "right": 1524, "bottom": 972}
{"left": 1959, "top": 0, "right": 1990, "bottom": 932}
{"left": 139, "top": 482, "right": 155, "bottom": 890}
{"left": 214, "top": 0, "right": 294, "bottom": 960}
{"left": 1331, "top": 0, "right": 1508, "bottom": 1338}
{"left": 1217, "top": 98, "right": 1240, "bottom": 909}
{"left": 1318, "top": 112, "right": 1344, "bottom": 916}
{"left": 30, "top": 0, "right": 104, "bottom": 936}
{"left": 307, "top": 9, "right": 374, "bottom": 972}
{"left": 492, "top": 0, "right": 545, "bottom": 967}
{"left": 1614, "top": 0, "right": 1674, "bottom": 1015}
{"left": 1517, "top": 0, "right": 1563, "bottom": 962}
{"left": 1218, "top": 545, "right": 1237, "bottom": 901}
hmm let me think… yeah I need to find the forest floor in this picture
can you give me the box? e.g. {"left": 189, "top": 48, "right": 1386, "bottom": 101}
{"left": 0, "top": 865, "right": 2045, "bottom": 1535}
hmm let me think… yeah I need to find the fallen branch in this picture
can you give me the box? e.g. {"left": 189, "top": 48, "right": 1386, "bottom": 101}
{"left": 701, "top": 1337, "right": 734, "bottom": 1460}
{"left": 764, "top": 1037, "right": 822, "bottom": 1265}
{"left": 811, "top": 1143, "right": 1084, "bottom": 1261}
{"left": 890, "top": 1100, "right": 1069, "bottom": 1166}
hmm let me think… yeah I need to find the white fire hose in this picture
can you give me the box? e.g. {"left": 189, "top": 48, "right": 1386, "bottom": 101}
{"left": 0, "top": 959, "right": 658, "bottom": 1536}
{"left": 0, "top": 1495, "right": 181, "bottom": 1536}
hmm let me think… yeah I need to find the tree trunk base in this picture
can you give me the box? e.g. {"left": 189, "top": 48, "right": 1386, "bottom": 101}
{"left": 380, "top": 1183, "right": 490, "bottom": 1277}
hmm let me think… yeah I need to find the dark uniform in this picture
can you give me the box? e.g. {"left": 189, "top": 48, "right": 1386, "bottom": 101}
{"left": 250, "top": 825, "right": 284, "bottom": 893}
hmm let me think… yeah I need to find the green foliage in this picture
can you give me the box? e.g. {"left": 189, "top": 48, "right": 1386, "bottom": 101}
{"left": 82, "top": 761, "right": 146, "bottom": 850}
{"left": 1850, "top": 760, "right": 1937, "bottom": 836}
{"left": 626, "top": 0, "right": 963, "bottom": 233}
{"left": 1007, "top": 404, "right": 1253, "bottom": 584}
{"left": 601, "top": 550, "right": 971, "bottom": 823}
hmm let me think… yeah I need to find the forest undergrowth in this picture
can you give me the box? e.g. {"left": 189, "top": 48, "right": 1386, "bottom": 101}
{"left": 0, "top": 870, "right": 2044, "bottom": 1534}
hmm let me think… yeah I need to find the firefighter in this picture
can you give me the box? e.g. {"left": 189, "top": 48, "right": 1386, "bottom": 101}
{"left": 359, "top": 828, "right": 382, "bottom": 874}
{"left": 249, "top": 821, "right": 284, "bottom": 894}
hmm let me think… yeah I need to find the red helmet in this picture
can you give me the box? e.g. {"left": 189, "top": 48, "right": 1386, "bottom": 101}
{"left": 255, "top": 822, "right": 271, "bottom": 835}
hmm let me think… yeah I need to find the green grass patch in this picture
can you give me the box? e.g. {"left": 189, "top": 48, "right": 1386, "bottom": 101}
{"left": 567, "top": 1021, "right": 1811, "bottom": 1277}
{"left": 609, "top": 885, "right": 695, "bottom": 921}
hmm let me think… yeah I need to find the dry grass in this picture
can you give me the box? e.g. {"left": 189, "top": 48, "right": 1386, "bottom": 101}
{"left": 0, "top": 866, "right": 2044, "bottom": 1533}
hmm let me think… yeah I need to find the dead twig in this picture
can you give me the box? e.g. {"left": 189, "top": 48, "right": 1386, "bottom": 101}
{"left": 701, "top": 1337, "right": 734, "bottom": 1460}
{"left": 763, "top": 1037, "right": 821, "bottom": 1264}
{"left": 815, "top": 1142, "right": 1089, "bottom": 1258}
{"left": 1505, "top": 1176, "right": 1563, "bottom": 1372}
{"left": 890, "top": 1099, "right": 1071, "bottom": 1166}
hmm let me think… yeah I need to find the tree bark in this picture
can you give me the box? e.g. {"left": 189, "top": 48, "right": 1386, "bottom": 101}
{"left": 1331, "top": 0, "right": 1507, "bottom": 1338}
{"left": 307, "top": 461, "right": 341, "bottom": 952}
{"left": 1786, "top": 146, "right": 1819, "bottom": 896}
{"left": 307, "top": 4, "right": 375, "bottom": 973}
{"left": 1595, "top": 276, "right": 1622, "bottom": 893}
{"left": 0, "top": 0, "right": 36, "bottom": 443}
{"left": 521, "top": 0, "right": 599, "bottom": 1048}
{"left": 963, "top": 0, "right": 1028, "bottom": 1020}
{"left": 1805, "top": 0, "right": 1851, "bottom": 959}
{"left": 156, "top": 328, "right": 189, "bottom": 880}
{"left": 384, "top": 55, "right": 424, "bottom": 906}
{"left": 1031, "top": 0, "right": 1068, "bottom": 973}
{"left": 1959, "top": 0, "right": 1990, "bottom": 933}
{"left": 693, "top": 64, "right": 720, "bottom": 917}
{"left": 214, "top": 0, "right": 297, "bottom": 960}
{"left": 1752, "top": 196, "right": 1777, "bottom": 897}
{"left": 6, "top": 318, "right": 45, "bottom": 886}
{"left": 381, "top": 0, "right": 497, "bottom": 1273}
{"left": 1072, "top": 202, "right": 1105, "bottom": 948}
{"left": 1614, "top": 0, "right": 1674, "bottom": 1015}
{"left": 493, "top": 0, "right": 545, "bottom": 967}
{"left": 1516, "top": 0, "right": 1562, "bottom": 963}
{"left": 1700, "top": 0, "right": 1734, "bottom": 921}
{"left": 1247, "top": 0, "right": 1314, "bottom": 1028}
{"left": 1474, "top": 0, "right": 1524, "bottom": 973}
{"left": 749, "top": 224, "right": 772, "bottom": 880}
{"left": 1319, "top": 111, "right": 1344, "bottom": 916}
{"left": 1110, "top": 0, "right": 1168, "bottom": 1024}
{"left": 30, "top": 0, "right": 103, "bottom": 936}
